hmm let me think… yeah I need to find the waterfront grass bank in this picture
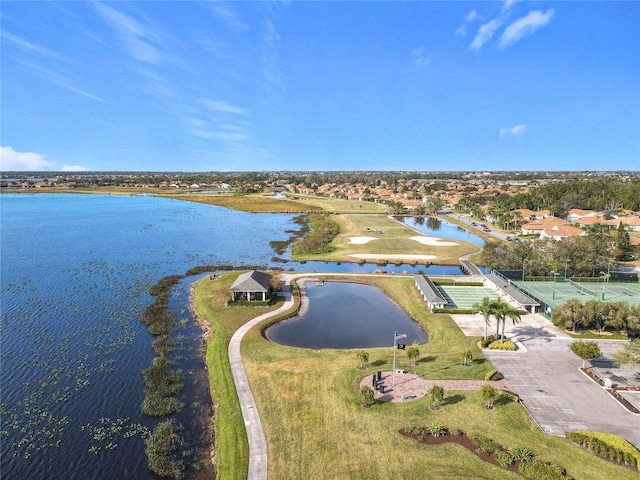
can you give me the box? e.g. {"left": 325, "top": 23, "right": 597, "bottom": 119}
{"left": 194, "top": 273, "right": 637, "bottom": 479}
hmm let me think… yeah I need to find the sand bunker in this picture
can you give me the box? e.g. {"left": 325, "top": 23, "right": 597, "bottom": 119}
{"left": 348, "top": 254, "right": 437, "bottom": 260}
{"left": 410, "top": 235, "right": 459, "bottom": 246}
{"left": 348, "top": 236, "right": 378, "bottom": 244}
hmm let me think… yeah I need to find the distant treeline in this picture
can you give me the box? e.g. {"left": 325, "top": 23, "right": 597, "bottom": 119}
{"left": 468, "top": 178, "right": 640, "bottom": 215}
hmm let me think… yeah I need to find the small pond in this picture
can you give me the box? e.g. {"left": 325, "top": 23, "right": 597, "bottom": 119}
{"left": 399, "top": 216, "right": 485, "bottom": 246}
{"left": 266, "top": 281, "right": 427, "bottom": 349}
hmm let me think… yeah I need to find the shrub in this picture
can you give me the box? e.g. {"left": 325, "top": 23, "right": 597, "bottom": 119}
{"left": 429, "top": 423, "right": 446, "bottom": 437}
{"left": 484, "top": 369, "right": 503, "bottom": 381}
{"left": 565, "top": 431, "right": 640, "bottom": 469}
{"left": 468, "top": 432, "right": 500, "bottom": 455}
{"left": 488, "top": 340, "right": 517, "bottom": 351}
{"left": 432, "top": 308, "right": 475, "bottom": 314}
{"left": 449, "top": 428, "right": 462, "bottom": 436}
{"left": 509, "top": 445, "right": 534, "bottom": 462}
{"left": 496, "top": 450, "right": 515, "bottom": 468}
{"left": 481, "top": 335, "right": 496, "bottom": 348}
{"left": 519, "top": 459, "right": 571, "bottom": 479}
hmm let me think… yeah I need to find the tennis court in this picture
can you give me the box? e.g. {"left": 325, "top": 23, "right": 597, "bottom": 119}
{"left": 512, "top": 280, "right": 640, "bottom": 309}
{"left": 437, "top": 286, "right": 501, "bottom": 309}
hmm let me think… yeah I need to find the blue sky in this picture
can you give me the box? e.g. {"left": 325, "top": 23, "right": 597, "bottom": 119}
{"left": 1, "top": 1, "right": 638, "bottom": 172}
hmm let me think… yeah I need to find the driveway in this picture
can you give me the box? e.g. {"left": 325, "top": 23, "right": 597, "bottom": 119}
{"left": 451, "top": 314, "right": 640, "bottom": 448}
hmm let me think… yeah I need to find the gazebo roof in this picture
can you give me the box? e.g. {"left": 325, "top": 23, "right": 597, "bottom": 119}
{"left": 230, "top": 270, "right": 272, "bottom": 293}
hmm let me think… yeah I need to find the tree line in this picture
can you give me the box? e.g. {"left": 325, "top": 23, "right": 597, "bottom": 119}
{"left": 553, "top": 299, "right": 639, "bottom": 335}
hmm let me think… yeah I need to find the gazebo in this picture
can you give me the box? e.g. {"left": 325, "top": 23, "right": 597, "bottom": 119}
{"left": 230, "top": 270, "right": 273, "bottom": 301}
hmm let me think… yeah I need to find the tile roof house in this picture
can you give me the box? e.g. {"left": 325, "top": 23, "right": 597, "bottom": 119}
{"left": 521, "top": 217, "right": 586, "bottom": 239}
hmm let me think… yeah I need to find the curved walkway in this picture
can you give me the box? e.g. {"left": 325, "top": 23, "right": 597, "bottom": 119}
{"left": 228, "top": 281, "right": 295, "bottom": 480}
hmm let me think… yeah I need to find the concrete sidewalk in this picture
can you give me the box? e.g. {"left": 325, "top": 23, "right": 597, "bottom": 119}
{"left": 228, "top": 281, "right": 295, "bottom": 480}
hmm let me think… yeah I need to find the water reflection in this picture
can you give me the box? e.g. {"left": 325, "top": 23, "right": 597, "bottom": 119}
{"left": 266, "top": 282, "right": 427, "bottom": 349}
{"left": 399, "top": 216, "right": 484, "bottom": 246}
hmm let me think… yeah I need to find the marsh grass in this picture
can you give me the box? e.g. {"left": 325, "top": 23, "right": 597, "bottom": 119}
{"left": 195, "top": 273, "right": 638, "bottom": 480}
{"left": 160, "top": 193, "right": 320, "bottom": 213}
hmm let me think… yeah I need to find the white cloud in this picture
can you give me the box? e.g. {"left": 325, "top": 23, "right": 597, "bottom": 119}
{"left": 499, "top": 124, "right": 527, "bottom": 137}
{"left": 501, "top": 0, "right": 520, "bottom": 13}
{"left": 499, "top": 9, "right": 554, "bottom": 49}
{"left": 0, "top": 146, "right": 56, "bottom": 171}
{"left": 208, "top": 3, "right": 248, "bottom": 31}
{"left": 1, "top": 31, "right": 67, "bottom": 61}
{"left": 94, "top": 2, "right": 162, "bottom": 64}
{"left": 455, "top": 10, "right": 479, "bottom": 37}
{"left": 411, "top": 47, "right": 431, "bottom": 68}
{"left": 470, "top": 19, "right": 502, "bottom": 51}
{"left": 61, "top": 164, "right": 89, "bottom": 172}
{"left": 203, "top": 100, "right": 247, "bottom": 115}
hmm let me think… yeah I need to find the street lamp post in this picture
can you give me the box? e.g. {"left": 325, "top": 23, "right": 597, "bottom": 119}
{"left": 564, "top": 259, "right": 569, "bottom": 281}
{"left": 522, "top": 258, "right": 527, "bottom": 282}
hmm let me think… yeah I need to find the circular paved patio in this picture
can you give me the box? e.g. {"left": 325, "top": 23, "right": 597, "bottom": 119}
{"left": 359, "top": 371, "right": 509, "bottom": 402}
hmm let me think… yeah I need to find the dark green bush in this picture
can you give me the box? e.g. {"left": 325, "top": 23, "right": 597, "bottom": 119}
{"left": 481, "top": 335, "right": 497, "bottom": 348}
{"left": 519, "top": 459, "right": 571, "bottom": 479}
{"left": 496, "top": 450, "right": 515, "bottom": 468}
{"left": 432, "top": 308, "right": 475, "bottom": 314}
{"left": 509, "top": 445, "right": 534, "bottom": 462}
{"left": 565, "top": 431, "right": 639, "bottom": 469}
{"left": 468, "top": 432, "right": 500, "bottom": 455}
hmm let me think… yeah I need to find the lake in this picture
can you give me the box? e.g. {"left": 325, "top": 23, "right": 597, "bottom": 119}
{"left": 0, "top": 194, "right": 477, "bottom": 479}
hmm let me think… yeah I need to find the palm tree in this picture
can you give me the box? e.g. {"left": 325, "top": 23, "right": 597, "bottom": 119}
{"left": 356, "top": 350, "right": 369, "bottom": 370}
{"left": 494, "top": 299, "right": 522, "bottom": 343}
{"left": 472, "top": 297, "right": 496, "bottom": 341}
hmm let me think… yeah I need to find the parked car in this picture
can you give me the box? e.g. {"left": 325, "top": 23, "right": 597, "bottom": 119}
{"left": 483, "top": 227, "right": 491, "bottom": 232}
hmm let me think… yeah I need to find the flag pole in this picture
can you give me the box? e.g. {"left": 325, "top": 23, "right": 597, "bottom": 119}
{"left": 393, "top": 330, "right": 396, "bottom": 387}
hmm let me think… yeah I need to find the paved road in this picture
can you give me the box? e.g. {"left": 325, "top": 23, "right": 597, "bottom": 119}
{"left": 451, "top": 314, "right": 640, "bottom": 448}
{"left": 443, "top": 211, "right": 511, "bottom": 242}
{"left": 228, "top": 281, "right": 295, "bottom": 480}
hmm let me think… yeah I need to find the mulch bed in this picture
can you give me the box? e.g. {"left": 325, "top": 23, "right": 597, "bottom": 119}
{"left": 399, "top": 429, "right": 524, "bottom": 477}
{"left": 582, "top": 368, "right": 640, "bottom": 414}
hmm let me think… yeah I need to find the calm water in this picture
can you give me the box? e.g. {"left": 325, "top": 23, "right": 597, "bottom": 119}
{"left": 266, "top": 282, "right": 427, "bottom": 348}
{"left": 1, "top": 194, "right": 471, "bottom": 479}
{"left": 399, "top": 216, "right": 485, "bottom": 246}
{"left": 0, "top": 194, "right": 297, "bottom": 480}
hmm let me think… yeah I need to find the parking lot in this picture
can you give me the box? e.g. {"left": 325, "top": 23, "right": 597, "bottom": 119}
{"left": 451, "top": 314, "right": 640, "bottom": 448}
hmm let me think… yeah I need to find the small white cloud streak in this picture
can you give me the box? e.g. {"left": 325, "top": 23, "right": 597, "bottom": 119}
{"left": 61, "top": 164, "right": 89, "bottom": 172}
{"left": 202, "top": 100, "right": 247, "bottom": 115}
{"left": 470, "top": 19, "right": 502, "bottom": 51}
{"left": 501, "top": 0, "right": 520, "bottom": 13}
{"left": 499, "top": 9, "right": 554, "bottom": 49}
{"left": 499, "top": 124, "right": 527, "bottom": 137}
{"left": 94, "top": 2, "right": 162, "bottom": 64}
{"left": 16, "top": 59, "right": 106, "bottom": 102}
{"left": 411, "top": 47, "right": 431, "bottom": 68}
{"left": 1, "top": 31, "right": 67, "bottom": 61}
{"left": 467, "top": 10, "right": 479, "bottom": 22}
{"left": 208, "top": 3, "right": 248, "bottom": 31}
{"left": 455, "top": 10, "right": 479, "bottom": 37}
{"left": 0, "top": 146, "right": 56, "bottom": 171}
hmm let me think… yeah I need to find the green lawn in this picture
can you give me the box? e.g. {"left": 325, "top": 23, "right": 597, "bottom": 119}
{"left": 195, "top": 273, "right": 638, "bottom": 480}
{"left": 293, "top": 215, "right": 478, "bottom": 265}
